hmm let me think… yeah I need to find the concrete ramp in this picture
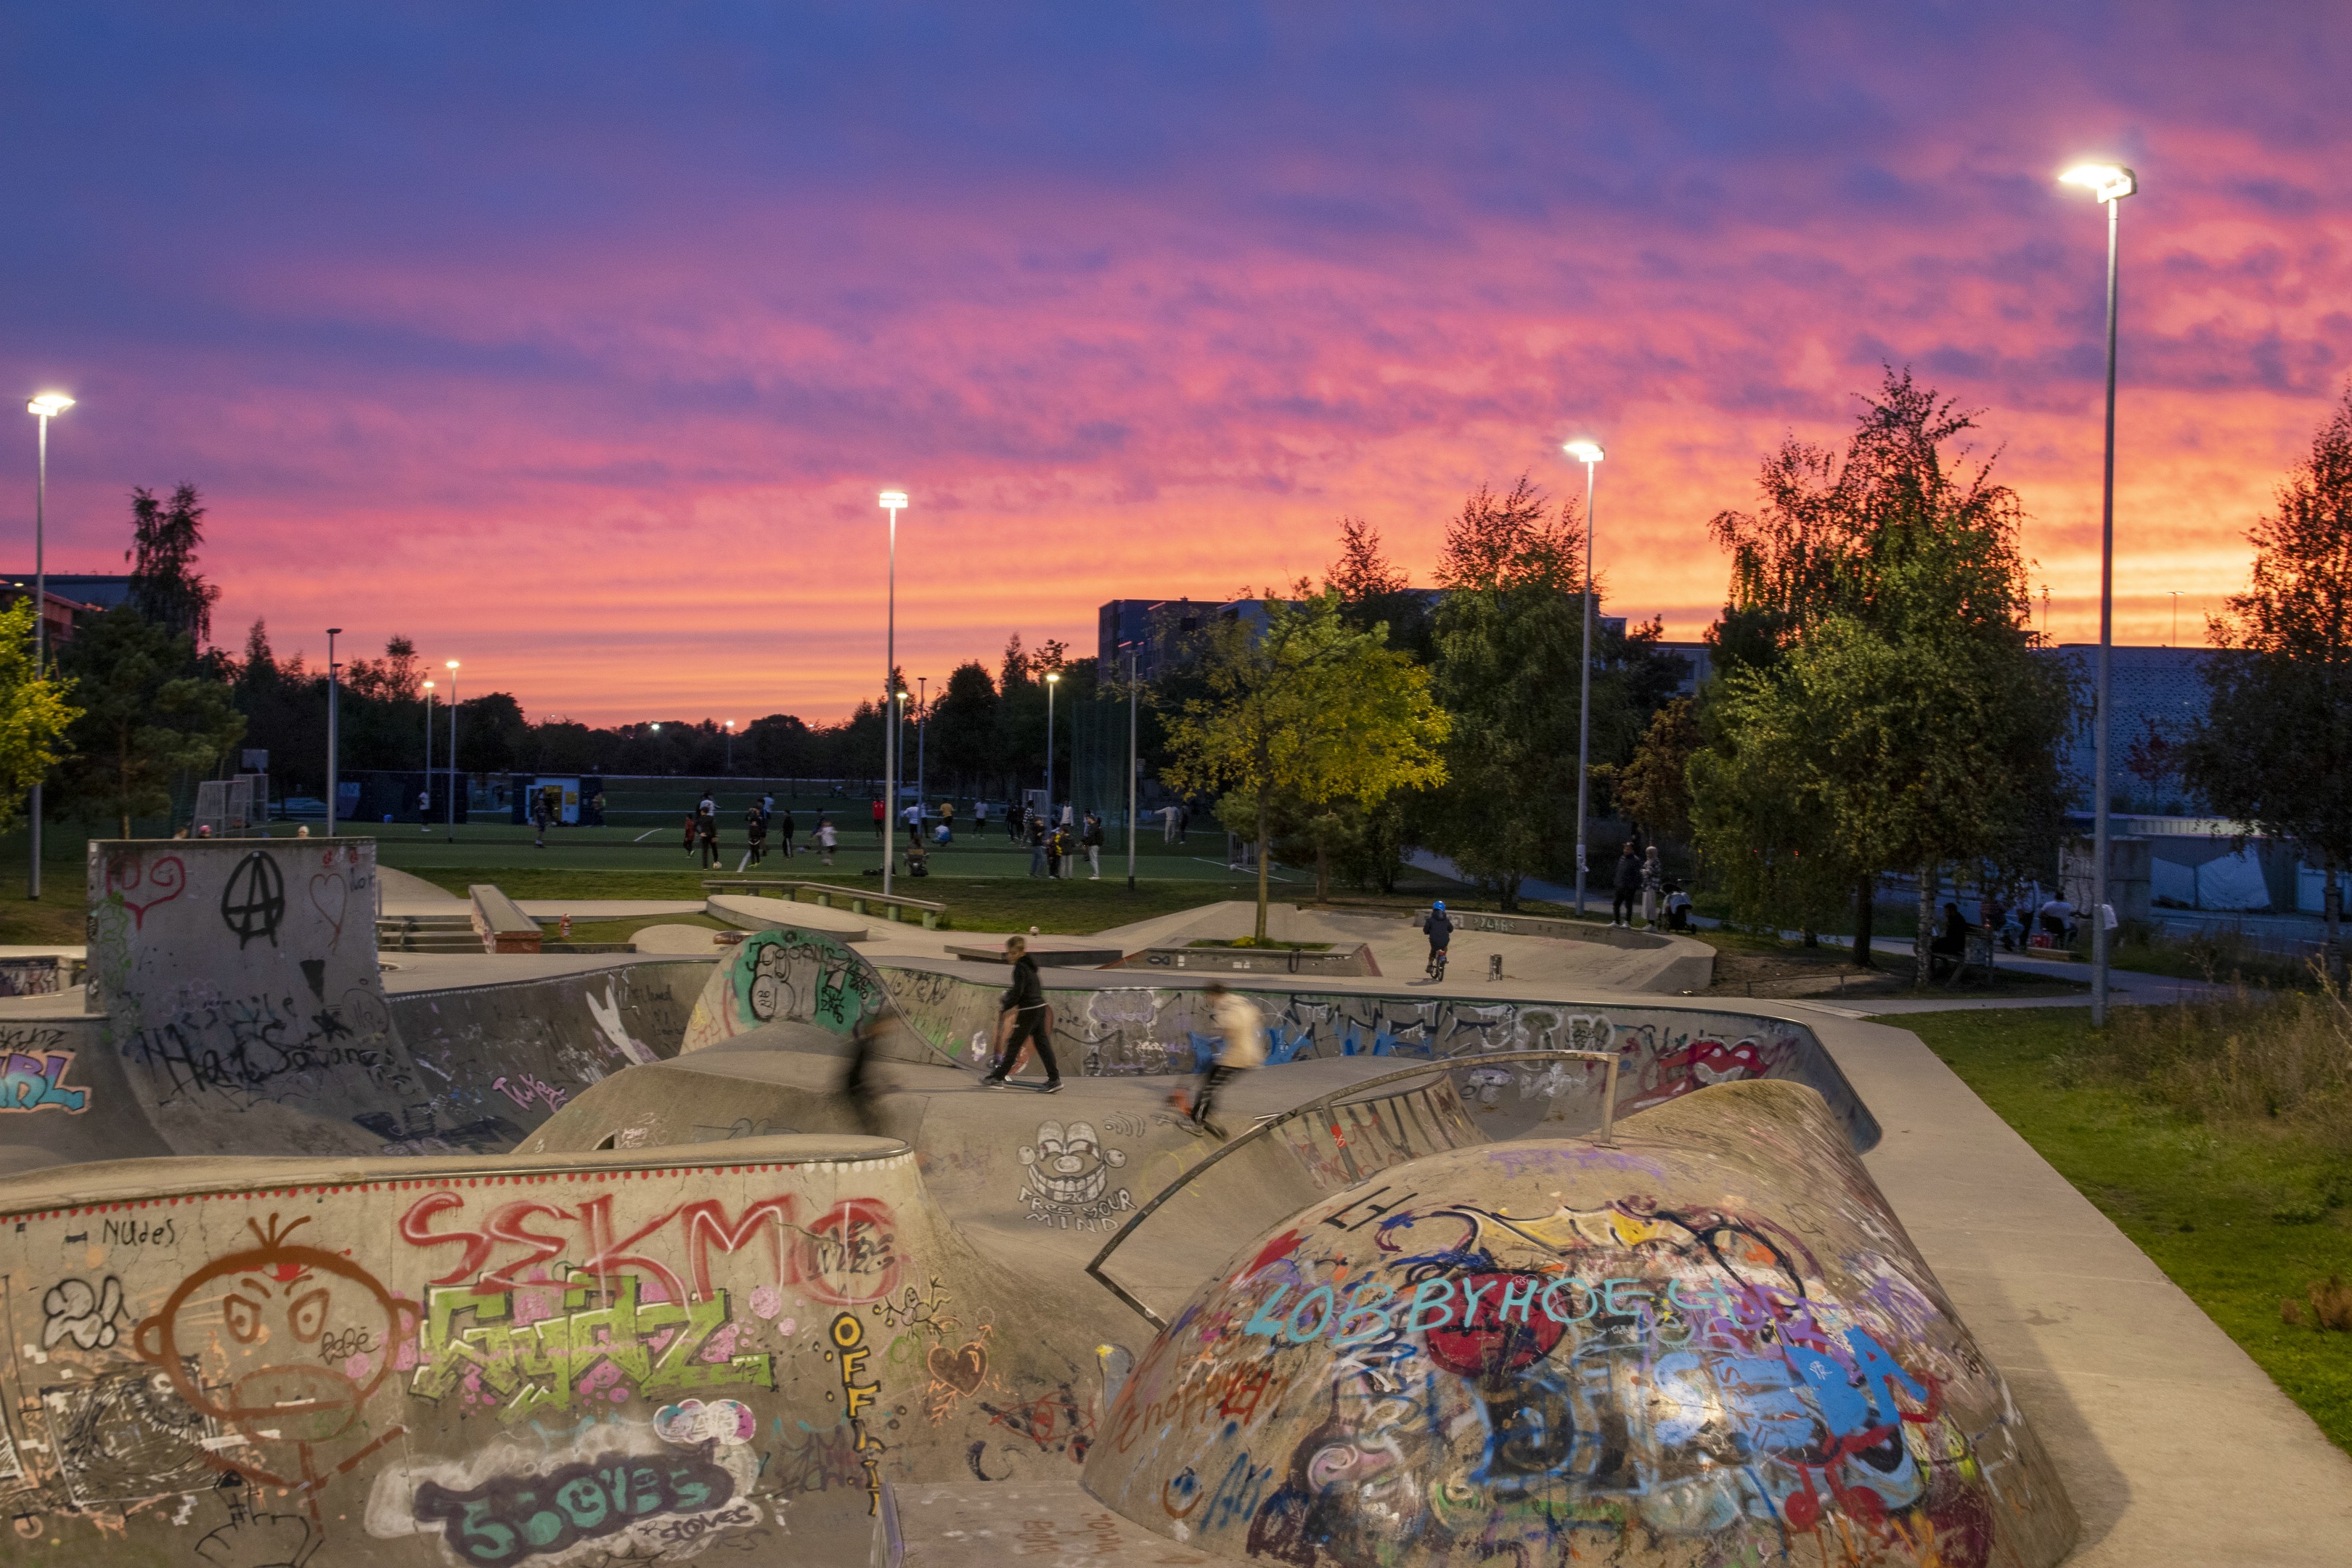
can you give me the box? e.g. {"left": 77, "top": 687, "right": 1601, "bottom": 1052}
{"left": 0, "top": 1132, "right": 1122, "bottom": 1562}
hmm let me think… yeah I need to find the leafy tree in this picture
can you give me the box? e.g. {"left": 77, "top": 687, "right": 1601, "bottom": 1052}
{"left": 1164, "top": 592, "right": 1447, "bottom": 938}
{"left": 126, "top": 483, "right": 221, "bottom": 648}
{"left": 1327, "top": 518, "right": 1434, "bottom": 658}
{"left": 1617, "top": 697, "right": 1697, "bottom": 844}
{"left": 2184, "top": 384, "right": 2352, "bottom": 977}
{"left": 1693, "top": 368, "right": 2072, "bottom": 977}
{"left": 1422, "top": 480, "right": 1588, "bottom": 908}
{"left": 928, "top": 663, "right": 999, "bottom": 794}
{"left": 0, "top": 600, "right": 79, "bottom": 835}
{"left": 58, "top": 607, "right": 244, "bottom": 836}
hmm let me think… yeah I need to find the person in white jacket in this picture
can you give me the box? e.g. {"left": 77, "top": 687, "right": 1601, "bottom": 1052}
{"left": 1188, "top": 981, "right": 1265, "bottom": 1139}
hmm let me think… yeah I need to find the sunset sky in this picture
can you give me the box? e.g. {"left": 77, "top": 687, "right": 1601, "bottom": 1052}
{"left": 3, "top": 4, "right": 2346, "bottom": 724}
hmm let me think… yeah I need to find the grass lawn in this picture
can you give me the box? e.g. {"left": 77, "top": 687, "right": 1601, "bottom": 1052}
{"left": 1903, "top": 1006, "right": 2352, "bottom": 1455}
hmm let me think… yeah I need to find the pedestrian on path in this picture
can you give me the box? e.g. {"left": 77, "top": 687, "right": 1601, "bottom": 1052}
{"left": 817, "top": 815, "right": 837, "bottom": 865}
{"left": 981, "top": 936, "right": 1061, "bottom": 1091}
{"left": 1185, "top": 981, "right": 1264, "bottom": 1139}
{"left": 1029, "top": 815, "right": 1049, "bottom": 877}
{"left": 1082, "top": 812, "right": 1103, "bottom": 878}
{"left": 1612, "top": 841, "right": 1641, "bottom": 927}
{"left": 1640, "top": 846, "right": 1664, "bottom": 928}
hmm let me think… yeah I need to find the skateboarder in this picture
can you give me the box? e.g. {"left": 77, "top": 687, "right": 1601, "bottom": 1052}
{"left": 981, "top": 936, "right": 1061, "bottom": 1093}
{"left": 840, "top": 1013, "right": 891, "bottom": 1137}
{"left": 1188, "top": 981, "right": 1264, "bottom": 1139}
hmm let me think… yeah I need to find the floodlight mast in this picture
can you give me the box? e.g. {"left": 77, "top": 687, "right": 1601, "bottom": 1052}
{"left": 1564, "top": 441, "right": 1604, "bottom": 918}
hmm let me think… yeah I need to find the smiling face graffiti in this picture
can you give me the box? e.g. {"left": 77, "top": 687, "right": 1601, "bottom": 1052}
{"left": 1016, "top": 1119, "right": 1132, "bottom": 1230}
{"left": 134, "top": 1213, "right": 410, "bottom": 1500}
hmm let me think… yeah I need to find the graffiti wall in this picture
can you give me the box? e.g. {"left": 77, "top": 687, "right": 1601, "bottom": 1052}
{"left": 1085, "top": 1079, "right": 2078, "bottom": 1567}
{"left": 89, "top": 837, "right": 423, "bottom": 1157}
{"left": 879, "top": 961, "right": 1879, "bottom": 1151}
{"left": 0, "top": 1138, "right": 1103, "bottom": 1564}
{"left": 78, "top": 840, "right": 701, "bottom": 1163}
{"left": 681, "top": 927, "right": 893, "bottom": 1051}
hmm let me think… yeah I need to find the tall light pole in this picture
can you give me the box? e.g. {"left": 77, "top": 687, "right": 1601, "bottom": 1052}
{"left": 2168, "top": 590, "right": 2181, "bottom": 647}
{"left": 422, "top": 678, "right": 435, "bottom": 832}
{"left": 1045, "top": 671, "right": 1061, "bottom": 830}
{"left": 878, "top": 491, "right": 906, "bottom": 897}
{"left": 915, "top": 676, "right": 928, "bottom": 823}
{"left": 444, "top": 659, "right": 460, "bottom": 841}
{"left": 724, "top": 719, "right": 735, "bottom": 774}
{"left": 25, "top": 394, "right": 70, "bottom": 889}
{"left": 1125, "top": 646, "right": 1139, "bottom": 891}
{"left": 326, "top": 629, "right": 343, "bottom": 835}
{"left": 1565, "top": 441, "right": 1604, "bottom": 917}
{"left": 2062, "top": 161, "right": 2136, "bottom": 1028}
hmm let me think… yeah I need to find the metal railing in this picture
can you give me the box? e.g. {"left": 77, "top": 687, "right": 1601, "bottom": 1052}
{"left": 1084, "top": 1048, "right": 1620, "bottom": 1328}
{"left": 702, "top": 878, "right": 947, "bottom": 928}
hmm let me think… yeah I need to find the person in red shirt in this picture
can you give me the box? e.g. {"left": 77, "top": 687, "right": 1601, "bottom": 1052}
{"left": 871, "top": 798, "right": 885, "bottom": 840}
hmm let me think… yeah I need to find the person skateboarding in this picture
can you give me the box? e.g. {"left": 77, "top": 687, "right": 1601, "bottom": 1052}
{"left": 839, "top": 1012, "right": 893, "bottom": 1136}
{"left": 1187, "top": 981, "right": 1265, "bottom": 1139}
{"left": 981, "top": 936, "right": 1061, "bottom": 1093}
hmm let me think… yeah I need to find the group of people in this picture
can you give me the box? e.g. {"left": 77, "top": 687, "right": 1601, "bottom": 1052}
{"left": 1610, "top": 841, "right": 1694, "bottom": 931}
{"left": 1026, "top": 811, "right": 1106, "bottom": 879}
{"left": 836, "top": 935, "right": 1263, "bottom": 1141}
{"left": 682, "top": 794, "right": 839, "bottom": 869}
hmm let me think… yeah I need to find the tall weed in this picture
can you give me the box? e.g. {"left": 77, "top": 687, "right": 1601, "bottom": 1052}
{"left": 2097, "top": 969, "right": 2352, "bottom": 1151}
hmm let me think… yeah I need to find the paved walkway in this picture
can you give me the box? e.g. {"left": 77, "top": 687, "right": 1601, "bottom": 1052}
{"left": 1792, "top": 1001, "right": 2352, "bottom": 1564}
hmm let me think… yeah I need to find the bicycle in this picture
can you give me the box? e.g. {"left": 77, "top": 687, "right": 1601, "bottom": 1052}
{"left": 1426, "top": 946, "right": 1449, "bottom": 982}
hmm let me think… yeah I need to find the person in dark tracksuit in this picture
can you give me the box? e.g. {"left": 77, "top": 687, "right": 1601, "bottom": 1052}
{"left": 1612, "top": 841, "right": 1641, "bottom": 927}
{"left": 981, "top": 936, "right": 1062, "bottom": 1092}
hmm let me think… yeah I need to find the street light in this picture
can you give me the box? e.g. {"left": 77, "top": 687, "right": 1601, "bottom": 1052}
{"left": 1045, "top": 671, "right": 1062, "bottom": 838}
{"left": 2168, "top": 590, "right": 2181, "bottom": 647}
{"left": 879, "top": 491, "right": 907, "bottom": 897}
{"left": 915, "top": 676, "right": 928, "bottom": 830}
{"left": 24, "top": 393, "right": 70, "bottom": 894}
{"left": 421, "top": 679, "right": 436, "bottom": 833}
{"left": 327, "top": 629, "right": 343, "bottom": 835}
{"left": 724, "top": 719, "right": 735, "bottom": 774}
{"left": 1125, "top": 645, "right": 1139, "bottom": 891}
{"left": 444, "top": 659, "right": 460, "bottom": 841}
{"left": 2060, "top": 160, "right": 2136, "bottom": 1027}
{"left": 1564, "top": 440, "right": 1604, "bottom": 918}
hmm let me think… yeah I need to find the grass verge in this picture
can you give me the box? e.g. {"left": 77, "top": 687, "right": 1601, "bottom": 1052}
{"left": 1903, "top": 1004, "right": 2352, "bottom": 1455}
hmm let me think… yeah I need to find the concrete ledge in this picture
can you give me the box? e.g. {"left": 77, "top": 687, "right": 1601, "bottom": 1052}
{"left": 1128, "top": 942, "right": 1379, "bottom": 976}
{"left": 945, "top": 942, "right": 1122, "bottom": 967}
{"left": 468, "top": 883, "right": 542, "bottom": 953}
{"left": 706, "top": 892, "right": 870, "bottom": 942}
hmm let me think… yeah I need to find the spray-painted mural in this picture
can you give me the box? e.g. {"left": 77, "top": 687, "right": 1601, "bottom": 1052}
{"left": 1085, "top": 1080, "right": 2077, "bottom": 1567}
{"left": 0, "top": 1144, "right": 1101, "bottom": 1564}
{"left": 878, "top": 962, "right": 1879, "bottom": 1151}
{"left": 682, "top": 928, "right": 889, "bottom": 1050}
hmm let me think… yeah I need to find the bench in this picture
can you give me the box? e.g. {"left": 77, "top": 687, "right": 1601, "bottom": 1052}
{"left": 702, "top": 878, "right": 948, "bottom": 930}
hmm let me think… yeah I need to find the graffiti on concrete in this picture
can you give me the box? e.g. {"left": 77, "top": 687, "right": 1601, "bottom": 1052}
{"left": 133, "top": 1212, "right": 411, "bottom": 1509}
{"left": 1092, "top": 1085, "right": 2070, "bottom": 1565}
{"left": 682, "top": 926, "right": 889, "bottom": 1049}
{"left": 100, "top": 850, "right": 185, "bottom": 930}
{"left": 881, "top": 965, "right": 1878, "bottom": 1148}
{"left": 41, "top": 1278, "right": 129, "bottom": 1351}
{"left": 1016, "top": 1119, "right": 1133, "bottom": 1231}
{"left": 828, "top": 1312, "right": 886, "bottom": 1516}
{"left": 1, "top": 1049, "right": 89, "bottom": 1113}
{"left": 398, "top": 1188, "right": 901, "bottom": 1307}
{"left": 219, "top": 852, "right": 287, "bottom": 950}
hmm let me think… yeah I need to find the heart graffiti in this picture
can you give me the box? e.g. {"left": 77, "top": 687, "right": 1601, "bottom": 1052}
{"left": 309, "top": 873, "right": 350, "bottom": 950}
{"left": 105, "top": 854, "right": 187, "bottom": 930}
{"left": 928, "top": 1341, "right": 989, "bottom": 1395}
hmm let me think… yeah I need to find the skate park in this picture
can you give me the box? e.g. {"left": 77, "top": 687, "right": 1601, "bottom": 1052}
{"left": 0, "top": 834, "right": 2332, "bottom": 1567}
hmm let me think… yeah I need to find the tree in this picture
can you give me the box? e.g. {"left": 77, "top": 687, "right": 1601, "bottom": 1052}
{"left": 1164, "top": 592, "right": 1448, "bottom": 939}
{"left": 1422, "top": 479, "right": 1588, "bottom": 909}
{"left": 1617, "top": 697, "right": 1697, "bottom": 844}
{"left": 126, "top": 483, "right": 221, "bottom": 648}
{"left": 1692, "top": 368, "right": 2073, "bottom": 979}
{"left": 57, "top": 606, "right": 245, "bottom": 836}
{"left": 0, "top": 600, "right": 79, "bottom": 835}
{"left": 2184, "top": 383, "right": 2352, "bottom": 977}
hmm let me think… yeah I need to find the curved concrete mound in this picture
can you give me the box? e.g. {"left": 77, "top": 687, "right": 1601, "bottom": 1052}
{"left": 1081, "top": 1079, "right": 2077, "bottom": 1567}
{"left": 0, "top": 1134, "right": 1114, "bottom": 1564}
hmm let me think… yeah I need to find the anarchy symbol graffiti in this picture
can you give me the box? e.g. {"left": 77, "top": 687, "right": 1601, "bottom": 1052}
{"left": 220, "top": 852, "right": 286, "bottom": 950}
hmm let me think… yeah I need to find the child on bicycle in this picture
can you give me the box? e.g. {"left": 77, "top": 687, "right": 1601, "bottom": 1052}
{"left": 1425, "top": 899, "right": 1453, "bottom": 979}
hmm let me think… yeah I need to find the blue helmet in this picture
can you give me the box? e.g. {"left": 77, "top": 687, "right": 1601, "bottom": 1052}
{"left": 1432, "top": 900, "right": 1445, "bottom": 911}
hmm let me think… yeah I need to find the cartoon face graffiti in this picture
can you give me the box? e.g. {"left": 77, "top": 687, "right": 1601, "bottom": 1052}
{"left": 135, "top": 1213, "right": 410, "bottom": 1494}
{"left": 1019, "top": 1120, "right": 1128, "bottom": 1210}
